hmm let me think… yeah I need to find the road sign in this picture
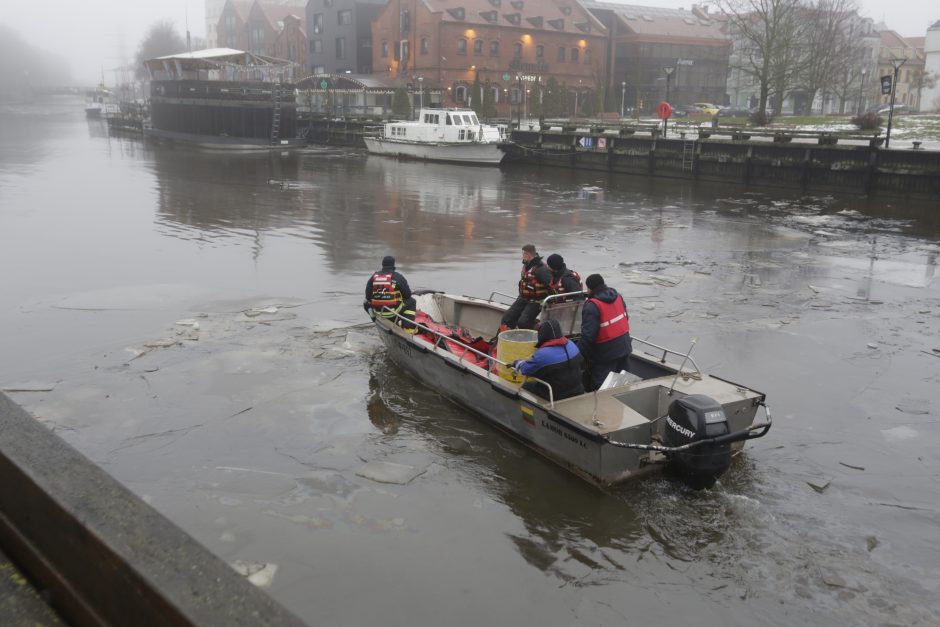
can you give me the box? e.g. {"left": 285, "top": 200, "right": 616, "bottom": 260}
{"left": 657, "top": 101, "right": 672, "bottom": 120}
{"left": 880, "top": 75, "right": 892, "bottom": 95}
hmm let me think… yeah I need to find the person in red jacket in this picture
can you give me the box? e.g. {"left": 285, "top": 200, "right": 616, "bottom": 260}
{"left": 365, "top": 256, "right": 416, "bottom": 330}
{"left": 500, "top": 244, "right": 552, "bottom": 330}
{"left": 577, "top": 274, "right": 632, "bottom": 390}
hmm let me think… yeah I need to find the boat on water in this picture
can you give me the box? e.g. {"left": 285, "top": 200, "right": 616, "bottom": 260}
{"left": 364, "top": 108, "right": 508, "bottom": 165}
{"left": 84, "top": 84, "right": 112, "bottom": 118}
{"left": 370, "top": 291, "right": 771, "bottom": 488}
{"left": 143, "top": 48, "right": 305, "bottom": 150}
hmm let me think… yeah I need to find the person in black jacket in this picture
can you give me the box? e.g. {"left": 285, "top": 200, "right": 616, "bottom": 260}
{"left": 365, "top": 256, "right": 416, "bottom": 330}
{"left": 578, "top": 274, "right": 632, "bottom": 390}
{"left": 545, "top": 254, "right": 584, "bottom": 299}
{"left": 500, "top": 244, "right": 553, "bottom": 331}
{"left": 511, "top": 319, "right": 585, "bottom": 401}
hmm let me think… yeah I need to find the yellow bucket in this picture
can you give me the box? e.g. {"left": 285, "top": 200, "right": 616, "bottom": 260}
{"left": 496, "top": 329, "right": 538, "bottom": 383}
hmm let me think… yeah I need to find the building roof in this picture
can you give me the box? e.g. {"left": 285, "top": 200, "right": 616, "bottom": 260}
{"left": 584, "top": 1, "right": 729, "bottom": 43}
{"left": 145, "top": 48, "right": 294, "bottom": 71}
{"left": 423, "top": 0, "right": 607, "bottom": 37}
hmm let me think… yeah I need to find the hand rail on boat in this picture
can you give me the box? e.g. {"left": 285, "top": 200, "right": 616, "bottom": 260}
{"left": 487, "top": 291, "right": 517, "bottom": 305}
{"left": 604, "top": 401, "right": 772, "bottom": 452}
{"left": 374, "top": 305, "right": 556, "bottom": 408}
{"left": 632, "top": 336, "right": 702, "bottom": 377}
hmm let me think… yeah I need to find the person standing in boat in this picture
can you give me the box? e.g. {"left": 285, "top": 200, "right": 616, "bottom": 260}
{"left": 500, "top": 244, "right": 552, "bottom": 331}
{"left": 578, "top": 274, "right": 632, "bottom": 391}
{"left": 511, "top": 319, "right": 584, "bottom": 401}
{"left": 365, "top": 256, "right": 416, "bottom": 331}
{"left": 545, "top": 254, "right": 584, "bottom": 300}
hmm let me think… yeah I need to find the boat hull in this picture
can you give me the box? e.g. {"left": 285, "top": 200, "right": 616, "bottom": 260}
{"left": 376, "top": 322, "right": 654, "bottom": 485}
{"left": 364, "top": 137, "right": 504, "bottom": 165}
{"left": 144, "top": 127, "right": 305, "bottom": 150}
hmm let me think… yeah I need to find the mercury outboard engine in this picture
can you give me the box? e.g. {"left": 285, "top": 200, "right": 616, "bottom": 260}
{"left": 664, "top": 394, "right": 732, "bottom": 489}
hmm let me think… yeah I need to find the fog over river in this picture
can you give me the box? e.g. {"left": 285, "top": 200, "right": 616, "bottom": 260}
{"left": 2, "top": 98, "right": 939, "bottom": 625}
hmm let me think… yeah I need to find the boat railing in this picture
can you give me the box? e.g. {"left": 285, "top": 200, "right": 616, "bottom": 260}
{"left": 376, "top": 307, "right": 556, "bottom": 408}
{"left": 487, "top": 291, "right": 518, "bottom": 306}
{"left": 632, "top": 337, "right": 702, "bottom": 377}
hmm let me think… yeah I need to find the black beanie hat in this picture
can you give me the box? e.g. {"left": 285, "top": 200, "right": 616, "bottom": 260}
{"left": 585, "top": 274, "right": 605, "bottom": 291}
{"left": 537, "top": 319, "right": 562, "bottom": 345}
{"left": 381, "top": 255, "right": 395, "bottom": 269}
{"left": 546, "top": 254, "right": 564, "bottom": 271}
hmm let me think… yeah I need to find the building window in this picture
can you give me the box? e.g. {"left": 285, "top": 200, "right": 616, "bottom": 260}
{"left": 474, "top": 39, "right": 483, "bottom": 55}
{"left": 457, "top": 38, "right": 467, "bottom": 55}
{"left": 455, "top": 85, "right": 467, "bottom": 102}
{"left": 490, "top": 41, "right": 500, "bottom": 56}
{"left": 491, "top": 86, "right": 500, "bottom": 103}
{"left": 570, "top": 48, "right": 579, "bottom": 63}
{"left": 336, "top": 37, "right": 346, "bottom": 59}
{"left": 510, "top": 87, "right": 521, "bottom": 104}
{"left": 382, "top": 41, "right": 388, "bottom": 57}
{"left": 313, "top": 65, "right": 325, "bottom": 74}
{"left": 585, "top": 49, "right": 592, "bottom": 63}
{"left": 421, "top": 37, "right": 429, "bottom": 54}
{"left": 324, "top": 0, "right": 333, "bottom": 6}
{"left": 310, "top": 39, "right": 322, "bottom": 54}
{"left": 338, "top": 10, "right": 351, "bottom": 25}
{"left": 513, "top": 42, "right": 522, "bottom": 59}
{"left": 313, "top": 14, "right": 323, "bottom": 34}
{"left": 536, "top": 45, "right": 544, "bottom": 59}
{"left": 400, "top": 40, "right": 409, "bottom": 60}
{"left": 557, "top": 46, "right": 565, "bottom": 62}
{"left": 225, "top": 16, "right": 236, "bottom": 31}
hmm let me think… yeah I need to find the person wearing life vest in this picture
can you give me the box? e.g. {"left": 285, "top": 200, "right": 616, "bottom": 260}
{"left": 578, "top": 273, "right": 632, "bottom": 391}
{"left": 545, "top": 254, "right": 583, "bottom": 301}
{"left": 365, "top": 255, "right": 416, "bottom": 330}
{"left": 500, "top": 244, "right": 552, "bottom": 331}
{"left": 510, "top": 319, "right": 585, "bottom": 401}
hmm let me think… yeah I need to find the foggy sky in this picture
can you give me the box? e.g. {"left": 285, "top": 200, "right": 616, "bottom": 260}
{"left": 1, "top": 0, "right": 936, "bottom": 85}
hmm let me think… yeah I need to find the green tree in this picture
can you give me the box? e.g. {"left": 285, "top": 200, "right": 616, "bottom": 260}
{"left": 542, "top": 77, "right": 565, "bottom": 117}
{"left": 470, "top": 73, "right": 483, "bottom": 116}
{"left": 135, "top": 20, "right": 186, "bottom": 80}
{"left": 391, "top": 88, "right": 411, "bottom": 118}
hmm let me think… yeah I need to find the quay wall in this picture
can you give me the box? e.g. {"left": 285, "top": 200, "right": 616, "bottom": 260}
{"left": 302, "top": 117, "right": 940, "bottom": 199}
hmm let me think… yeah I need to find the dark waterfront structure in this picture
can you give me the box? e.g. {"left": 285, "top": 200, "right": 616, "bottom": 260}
{"left": 307, "top": 0, "right": 387, "bottom": 75}
{"left": 145, "top": 49, "right": 302, "bottom": 148}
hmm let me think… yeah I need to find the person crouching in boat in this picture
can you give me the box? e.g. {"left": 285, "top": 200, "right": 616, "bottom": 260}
{"left": 500, "top": 244, "right": 552, "bottom": 331}
{"left": 511, "top": 319, "right": 585, "bottom": 401}
{"left": 545, "top": 253, "right": 584, "bottom": 301}
{"left": 578, "top": 274, "right": 632, "bottom": 391}
{"left": 365, "top": 255, "right": 416, "bottom": 331}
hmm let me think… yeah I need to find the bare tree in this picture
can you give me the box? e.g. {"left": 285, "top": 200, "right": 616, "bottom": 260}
{"left": 714, "top": 0, "right": 804, "bottom": 116}
{"left": 135, "top": 21, "right": 187, "bottom": 80}
{"left": 798, "top": 0, "right": 866, "bottom": 114}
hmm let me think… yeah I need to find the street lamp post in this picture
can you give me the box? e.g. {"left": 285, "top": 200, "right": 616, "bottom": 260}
{"left": 856, "top": 67, "right": 867, "bottom": 116}
{"left": 885, "top": 58, "right": 906, "bottom": 149}
{"left": 663, "top": 66, "right": 675, "bottom": 137}
{"left": 620, "top": 81, "right": 626, "bottom": 117}
{"left": 418, "top": 76, "right": 423, "bottom": 112}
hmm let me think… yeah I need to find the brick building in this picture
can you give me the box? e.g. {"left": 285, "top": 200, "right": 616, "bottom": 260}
{"left": 306, "top": 0, "right": 387, "bottom": 75}
{"left": 217, "top": 1, "right": 252, "bottom": 50}
{"left": 272, "top": 14, "right": 309, "bottom": 72}
{"left": 586, "top": 3, "right": 729, "bottom": 115}
{"left": 370, "top": 0, "right": 608, "bottom": 117}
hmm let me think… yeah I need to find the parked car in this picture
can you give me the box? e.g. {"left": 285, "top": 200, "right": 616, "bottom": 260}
{"left": 694, "top": 102, "right": 721, "bottom": 115}
{"left": 671, "top": 104, "right": 702, "bottom": 117}
{"left": 717, "top": 107, "right": 753, "bottom": 118}
{"left": 873, "top": 104, "right": 911, "bottom": 115}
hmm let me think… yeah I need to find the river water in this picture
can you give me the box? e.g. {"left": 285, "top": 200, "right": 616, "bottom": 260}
{"left": 2, "top": 97, "right": 939, "bottom": 626}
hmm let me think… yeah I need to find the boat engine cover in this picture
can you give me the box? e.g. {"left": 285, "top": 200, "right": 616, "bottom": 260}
{"left": 664, "top": 394, "right": 731, "bottom": 489}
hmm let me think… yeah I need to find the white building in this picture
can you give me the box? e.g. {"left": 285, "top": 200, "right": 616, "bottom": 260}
{"left": 922, "top": 20, "right": 940, "bottom": 112}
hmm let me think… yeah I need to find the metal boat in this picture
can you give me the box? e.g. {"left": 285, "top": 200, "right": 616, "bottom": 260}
{"left": 370, "top": 291, "right": 771, "bottom": 488}
{"left": 364, "top": 108, "right": 507, "bottom": 165}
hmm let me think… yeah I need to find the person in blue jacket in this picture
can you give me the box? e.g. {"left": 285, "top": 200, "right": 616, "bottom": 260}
{"left": 511, "top": 319, "right": 585, "bottom": 401}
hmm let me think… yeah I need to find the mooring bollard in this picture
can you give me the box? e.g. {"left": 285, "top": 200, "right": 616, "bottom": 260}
{"left": 912, "top": 141, "right": 922, "bottom": 150}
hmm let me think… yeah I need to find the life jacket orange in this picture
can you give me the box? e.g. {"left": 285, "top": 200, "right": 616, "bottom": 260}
{"left": 549, "top": 269, "right": 582, "bottom": 295}
{"left": 590, "top": 296, "right": 629, "bottom": 343}
{"left": 370, "top": 271, "right": 403, "bottom": 314}
{"left": 518, "top": 263, "right": 549, "bottom": 300}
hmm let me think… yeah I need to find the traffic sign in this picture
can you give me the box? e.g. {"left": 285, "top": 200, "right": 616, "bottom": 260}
{"left": 657, "top": 101, "right": 672, "bottom": 120}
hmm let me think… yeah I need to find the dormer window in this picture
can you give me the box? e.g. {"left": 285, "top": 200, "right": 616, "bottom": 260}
{"left": 446, "top": 7, "right": 465, "bottom": 20}
{"left": 548, "top": 18, "right": 564, "bottom": 30}
{"left": 503, "top": 13, "right": 521, "bottom": 25}
{"left": 560, "top": 6, "right": 572, "bottom": 15}
{"left": 480, "top": 10, "right": 497, "bottom": 23}
{"left": 488, "top": 0, "right": 501, "bottom": 7}
{"left": 526, "top": 16, "right": 543, "bottom": 28}
{"left": 574, "top": 22, "right": 591, "bottom": 33}
{"left": 511, "top": 0, "right": 524, "bottom": 9}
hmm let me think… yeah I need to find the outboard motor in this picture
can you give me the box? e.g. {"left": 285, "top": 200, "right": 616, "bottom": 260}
{"left": 664, "top": 394, "right": 732, "bottom": 489}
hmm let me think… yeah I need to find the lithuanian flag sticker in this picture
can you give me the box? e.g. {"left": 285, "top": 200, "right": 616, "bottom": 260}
{"left": 520, "top": 405, "right": 535, "bottom": 426}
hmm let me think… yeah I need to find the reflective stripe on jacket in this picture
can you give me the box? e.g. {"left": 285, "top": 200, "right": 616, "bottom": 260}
{"left": 589, "top": 296, "right": 629, "bottom": 343}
